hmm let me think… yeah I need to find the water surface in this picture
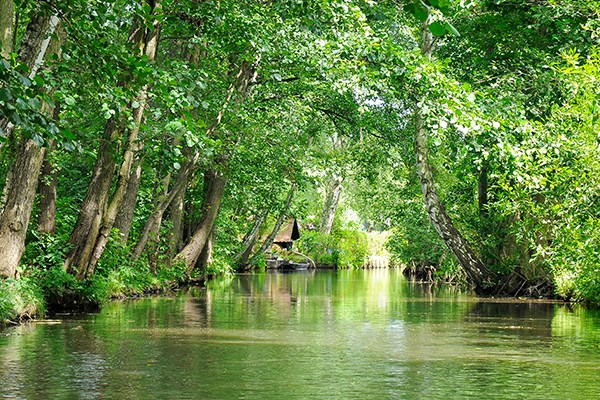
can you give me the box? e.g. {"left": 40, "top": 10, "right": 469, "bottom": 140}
{"left": 1, "top": 269, "right": 599, "bottom": 399}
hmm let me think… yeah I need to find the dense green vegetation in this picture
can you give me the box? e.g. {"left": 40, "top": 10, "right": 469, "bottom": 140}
{"left": 1, "top": 0, "right": 600, "bottom": 323}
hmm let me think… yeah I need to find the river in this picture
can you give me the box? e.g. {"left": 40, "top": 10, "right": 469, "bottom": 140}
{"left": 1, "top": 269, "right": 599, "bottom": 399}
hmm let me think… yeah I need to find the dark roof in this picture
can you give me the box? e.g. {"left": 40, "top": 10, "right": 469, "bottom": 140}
{"left": 274, "top": 219, "right": 300, "bottom": 243}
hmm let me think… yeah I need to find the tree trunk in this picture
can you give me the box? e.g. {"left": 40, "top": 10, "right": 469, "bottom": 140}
{"left": 64, "top": 121, "right": 120, "bottom": 279}
{"left": 37, "top": 138, "right": 58, "bottom": 235}
{"left": 235, "top": 209, "right": 268, "bottom": 268}
{"left": 319, "top": 175, "right": 344, "bottom": 235}
{"left": 255, "top": 185, "right": 296, "bottom": 256}
{"left": 478, "top": 162, "right": 488, "bottom": 219}
{"left": 133, "top": 150, "right": 198, "bottom": 259}
{"left": 166, "top": 180, "right": 186, "bottom": 258}
{"left": 0, "top": 139, "right": 45, "bottom": 278}
{"left": 173, "top": 57, "right": 257, "bottom": 272}
{"left": 176, "top": 167, "right": 228, "bottom": 271}
{"left": 0, "top": 0, "right": 13, "bottom": 58}
{"left": 112, "top": 157, "right": 143, "bottom": 244}
{"left": 414, "top": 19, "right": 496, "bottom": 290}
{"left": 0, "top": 11, "right": 60, "bottom": 278}
{"left": 195, "top": 225, "right": 215, "bottom": 272}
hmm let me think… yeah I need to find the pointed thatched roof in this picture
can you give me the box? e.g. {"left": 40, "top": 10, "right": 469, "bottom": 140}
{"left": 274, "top": 219, "right": 300, "bottom": 244}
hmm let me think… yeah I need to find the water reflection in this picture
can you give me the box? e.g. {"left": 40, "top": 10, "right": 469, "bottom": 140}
{"left": 1, "top": 269, "right": 599, "bottom": 400}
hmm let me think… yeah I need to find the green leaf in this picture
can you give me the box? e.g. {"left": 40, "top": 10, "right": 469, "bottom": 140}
{"left": 32, "top": 134, "right": 44, "bottom": 146}
{"left": 132, "top": 100, "right": 141, "bottom": 109}
{"left": 414, "top": 6, "right": 429, "bottom": 22}
{"left": 444, "top": 21, "right": 460, "bottom": 37}
{"left": 61, "top": 127, "right": 76, "bottom": 140}
{"left": 0, "top": 88, "right": 12, "bottom": 102}
{"left": 17, "top": 74, "right": 31, "bottom": 87}
{"left": 429, "top": 22, "right": 446, "bottom": 37}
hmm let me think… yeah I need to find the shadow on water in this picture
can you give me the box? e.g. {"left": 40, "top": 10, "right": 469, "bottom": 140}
{"left": 1, "top": 269, "right": 599, "bottom": 400}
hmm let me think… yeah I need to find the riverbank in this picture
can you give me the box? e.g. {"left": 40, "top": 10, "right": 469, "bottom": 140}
{"left": 1, "top": 267, "right": 585, "bottom": 328}
{"left": 0, "top": 262, "right": 198, "bottom": 327}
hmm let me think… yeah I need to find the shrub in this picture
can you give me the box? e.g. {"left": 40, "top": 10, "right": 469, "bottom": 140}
{"left": 296, "top": 228, "right": 369, "bottom": 269}
{"left": 0, "top": 278, "right": 45, "bottom": 324}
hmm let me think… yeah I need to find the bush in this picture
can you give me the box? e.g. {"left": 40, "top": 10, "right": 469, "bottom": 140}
{"left": 296, "top": 231, "right": 340, "bottom": 266}
{"left": 296, "top": 228, "right": 369, "bottom": 269}
{"left": 0, "top": 278, "right": 45, "bottom": 324}
{"left": 335, "top": 229, "right": 369, "bottom": 268}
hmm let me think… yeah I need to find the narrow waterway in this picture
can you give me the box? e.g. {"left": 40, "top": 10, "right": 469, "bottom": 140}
{"left": 1, "top": 269, "right": 599, "bottom": 399}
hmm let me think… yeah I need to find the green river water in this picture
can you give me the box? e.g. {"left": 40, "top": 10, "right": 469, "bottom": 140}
{"left": 1, "top": 269, "right": 599, "bottom": 399}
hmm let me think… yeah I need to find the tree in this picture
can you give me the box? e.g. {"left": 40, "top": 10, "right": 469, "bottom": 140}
{"left": 0, "top": 7, "right": 61, "bottom": 278}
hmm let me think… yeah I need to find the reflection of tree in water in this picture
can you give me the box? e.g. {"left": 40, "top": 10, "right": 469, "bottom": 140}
{"left": 184, "top": 289, "right": 212, "bottom": 328}
{"left": 466, "top": 301, "right": 555, "bottom": 339}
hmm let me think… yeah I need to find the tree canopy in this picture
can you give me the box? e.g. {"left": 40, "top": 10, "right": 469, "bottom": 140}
{"left": 2, "top": 0, "right": 600, "bottom": 319}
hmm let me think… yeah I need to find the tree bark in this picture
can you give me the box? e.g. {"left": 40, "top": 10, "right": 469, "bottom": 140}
{"left": 414, "top": 19, "right": 496, "bottom": 290}
{"left": 235, "top": 209, "right": 268, "bottom": 268}
{"left": 196, "top": 225, "right": 215, "bottom": 272}
{"left": 0, "top": 0, "right": 13, "bottom": 58}
{"left": 112, "top": 156, "right": 143, "bottom": 244}
{"left": 478, "top": 162, "right": 489, "bottom": 219}
{"left": 0, "top": 140, "right": 45, "bottom": 278}
{"left": 319, "top": 175, "right": 344, "bottom": 235}
{"left": 37, "top": 138, "right": 58, "bottom": 235}
{"left": 176, "top": 167, "right": 228, "bottom": 271}
{"left": 166, "top": 179, "right": 186, "bottom": 258}
{"left": 255, "top": 185, "right": 296, "bottom": 256}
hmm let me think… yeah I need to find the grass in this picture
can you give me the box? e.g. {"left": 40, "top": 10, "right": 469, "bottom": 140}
{"left": 0, "top": 277, "right": 46, "bottom": 325}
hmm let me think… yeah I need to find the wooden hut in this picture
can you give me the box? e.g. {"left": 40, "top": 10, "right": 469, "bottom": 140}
{"left": 273, "top": 219, "right": 300, "bottom": 250}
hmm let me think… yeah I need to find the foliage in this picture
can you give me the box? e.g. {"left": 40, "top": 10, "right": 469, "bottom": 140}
{"left": 0, "top": 277, "right": 45, "bottom": 324}
{"left": 296, "top": 228, "right": 368, "bottom": 269}
{"left": 296, "top": 231, "right": 340, "bottom": 266}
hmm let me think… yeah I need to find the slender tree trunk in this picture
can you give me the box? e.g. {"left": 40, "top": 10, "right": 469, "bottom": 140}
{"left": 174, "top": 58, "right": 258, "bottom": 271}
{"left": 414, "top": 19, "right": 496, "bottom": 290}
{"left": 0, "top": 0, "right": 15, "bottom": 145}
{"left": 196, "top": 225, "right": 215, "bottom": 272}
{"left": 37, "top": 76, "right": 63, "bottom": 235}
{"left": 0, "top": 11, "right": 60, "bottom": 278}
{"left": 166, "top": 181, "right": 186, "bottom": 258}
{"left": 319, "top": 175, "right": 344, "bottom": 235}
{"left": 176, "top": 167, "right": 228, "bottom": 271}
{"left": 235, "top": 209, "right": 268, "bottom": 268}
{"left": 112, "top": 156, "right": 143, "bottom": 244}
{"left": 255, "top": 185, "right": 296, "bottom": 256}
{"left": 37, "top": 138, "right": 58, "bottom": 235}
{"left": 478, "top": 162, "right": 488, "bottom": 219}
{"left": 133, "top": 150, "right": 198, "bottom": 259}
